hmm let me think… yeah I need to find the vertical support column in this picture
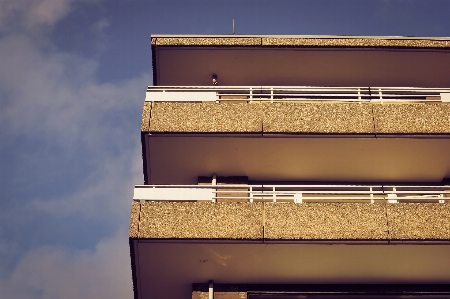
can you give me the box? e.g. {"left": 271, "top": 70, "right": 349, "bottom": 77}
{"left": 209, "top": 280, "right": 214, "bottom": 299}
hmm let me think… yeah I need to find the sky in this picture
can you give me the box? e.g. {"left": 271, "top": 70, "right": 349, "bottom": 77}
{"left": 0, "top": 0, "right": 449, "bottom": 298}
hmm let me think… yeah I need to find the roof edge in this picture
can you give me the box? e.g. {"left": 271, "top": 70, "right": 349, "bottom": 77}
{"left": 151, "top": 34, "right": 450, "bottom": 48}
{"left": 151, "top": 34, "right": 450, "bottom": 41}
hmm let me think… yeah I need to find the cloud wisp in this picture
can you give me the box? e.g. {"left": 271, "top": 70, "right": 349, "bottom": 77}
{"left": 0, "top": 0, "right": 77, "bottom": 33}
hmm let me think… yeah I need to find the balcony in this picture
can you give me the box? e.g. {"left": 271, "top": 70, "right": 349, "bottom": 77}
{"left": 145, "top": 86, "right": 450, "bottom": 103}
{"left": 151, "top": 35, "right": 450, "bottom": 87}
{"left": 131, "top": 184, "right": 450, "bottom": 242}
{"left": 140, "top": 87, "right": 450, "bottom": 185}
{"left": 130, "top": 184, "right": 450, "bottom": 298}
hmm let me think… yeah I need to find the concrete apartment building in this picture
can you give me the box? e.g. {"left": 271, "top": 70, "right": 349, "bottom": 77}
{"left": 129, "top": 35, "right": 450, "bottom": 299}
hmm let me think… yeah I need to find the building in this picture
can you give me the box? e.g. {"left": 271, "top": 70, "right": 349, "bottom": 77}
{"left": 129, "top": 35, "right": 450, "bottom": 299}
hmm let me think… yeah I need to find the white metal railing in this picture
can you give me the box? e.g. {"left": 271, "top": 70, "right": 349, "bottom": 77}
{"left": 133, "top": 184, "right": 449, "bottom": 203}
{"left": 145, "top": 86, "right": 450, "bottom": 103}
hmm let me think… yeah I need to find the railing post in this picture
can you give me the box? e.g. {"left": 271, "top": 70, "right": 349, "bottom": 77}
{"left": 358, "top": 88, "right": 362, "bottom": 103}
{"left": 249, "top": 186, "right": 253, "bottom": 203}
{"left": 370, "top": 187, "right": 374, "bottom": 203}
{"left": 212, "top": 173, "right": 217, "bottom": 203}
{"left": 379, "top": 88, "right": 383, "bottom": 104}
{"left": 387, "top": 187, "right": 398, "bottom": 203}
{"left": 273, "top": 186, "right": 276, "bottom": 202}
{"left": 209, "top": 280, "right": 214, "bottom": 299}
{"left": 270, "top": 87, "right": 274, "bottom": 103}
{"left": 249, "top": 87, "right": 253, "bottom": 103}
{"left": 294, "top": 192, "right": 303, "bottom": 203}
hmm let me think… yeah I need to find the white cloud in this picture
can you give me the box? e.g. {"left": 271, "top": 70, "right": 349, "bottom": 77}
{"left": 0, "top": 29, "right": 144, "bottom": 292}
{"left": 0, "top": 32, "right": 147, "bottom": 143}
{"left": 0, "top": 230, "right": 134, "bottom": 299}
{"left": 0, "top": 31, "right": 149, "bottom": 218}
{"left": 0, "top": 1, "right": 148, "bottom": 298}
{"left": 0, "top": 0, "right": 74, "bottom": 32}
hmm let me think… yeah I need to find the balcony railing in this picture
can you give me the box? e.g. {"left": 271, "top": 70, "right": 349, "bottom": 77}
{"left": 133, "top": 184, "right": 449, "bottom": 203}
{"left": 145, "top": 86, "right": 450, "bottom": 103}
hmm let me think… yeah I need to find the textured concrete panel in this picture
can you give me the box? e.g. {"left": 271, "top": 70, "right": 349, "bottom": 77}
{"left": 150, "top": 102, "right": 262, "bottom": 133}
{"left": 138, "top": 202, "right": 263, "bottom": 239}
{"left": 263, "top": 103, "right": 374, "bottom": 133}
{"left": 215, "top": 292, "right": 247, "bottom": 299}
{"left": 262, "top": 37, "right": 450, "bottom": 48}
{"left": 374, "top": 103, "right": 450, "bottom": 134}
{"left": 264, "top": 203, "right": 388, "bottom": 240}
{"left": 192, "top": 292, "right": 247, "bottom": 299}
{"left": 153, "top": 37, "right": 450, "bottom": 48}
{"left": 147, "top": 102, "right": 450, "bottom": 134}
{"left": 155, "top": 37, "right": 261, "bottom": 46}
{"left": 129, "top": 201, "right": 141, "bottom": 238}
{"left": 141, "top": 102, "right": 151, "bottom": 132}
{"left": 192, "top": 292, "right": 208, "bottom": 299}
{"left": 387, "top": 204, "right": 450, "bottom": 240}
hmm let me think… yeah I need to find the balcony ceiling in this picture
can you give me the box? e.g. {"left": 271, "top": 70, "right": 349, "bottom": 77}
{"left": 145, "top": 136, "right": 450, "bottom": 185}
{"left": 153, "top": 47, "right": 450, "bottom": 87}
{"left": 132, "top": 241, "right": 450, "bottom": 299}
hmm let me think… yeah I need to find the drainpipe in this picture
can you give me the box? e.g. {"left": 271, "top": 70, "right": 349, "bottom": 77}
{"left": 209, "top": 280, "right": 214, "bottom": 299}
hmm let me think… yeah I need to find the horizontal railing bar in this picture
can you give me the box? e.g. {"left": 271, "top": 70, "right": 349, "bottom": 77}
{"left": 217, "top": 197, "right": 381, "bottom": 200}
{"left": 136, "top": 184, "right": 386, "bottom": 188}
{"left": 136, "top": 184, "right": 262, "bottom": 188}
{"left": 148, "top": 85, "right": 450, "bottom": 90}
{"left": 384, "top": 185, "right": 450, "bottom": 188}
{"left": 387, "top": 192, "right": 449, "bottom": 194}
{"left": 147, "top": 86, "right": 450, "bottom": 94}
{"left": 134, "top": 192, "right": 387, "bottom": 195}
{"left": 136, "top": 185, "right": 448, "bottom": 189}
{"left": 134, "top": 198, "right": 447, "bottom": 204}
{"left": 212, "top": 91, "right": 440, "bottom": 94}
{"left": 260, "top": 184, "right": 384, "bottom": 187}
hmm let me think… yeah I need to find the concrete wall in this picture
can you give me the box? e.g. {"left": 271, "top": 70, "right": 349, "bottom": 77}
{"left": 130, "top": 202, "right": 450, "bottom": 242}
{"left": 144, "top": 102, "right": 450, "bottom": 135}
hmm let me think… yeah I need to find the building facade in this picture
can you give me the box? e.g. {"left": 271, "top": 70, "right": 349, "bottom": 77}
{"left": 129, "top": 35, "right": 450, "bottom": 299}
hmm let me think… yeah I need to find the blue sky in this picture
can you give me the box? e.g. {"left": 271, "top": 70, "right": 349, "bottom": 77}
{"left": 0, "top": 1, "right": 449, "bottom": 298}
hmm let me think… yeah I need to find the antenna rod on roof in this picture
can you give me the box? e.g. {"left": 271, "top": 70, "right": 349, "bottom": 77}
{"left": 232, "top": 19, "right": 235, "bottom": 35}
